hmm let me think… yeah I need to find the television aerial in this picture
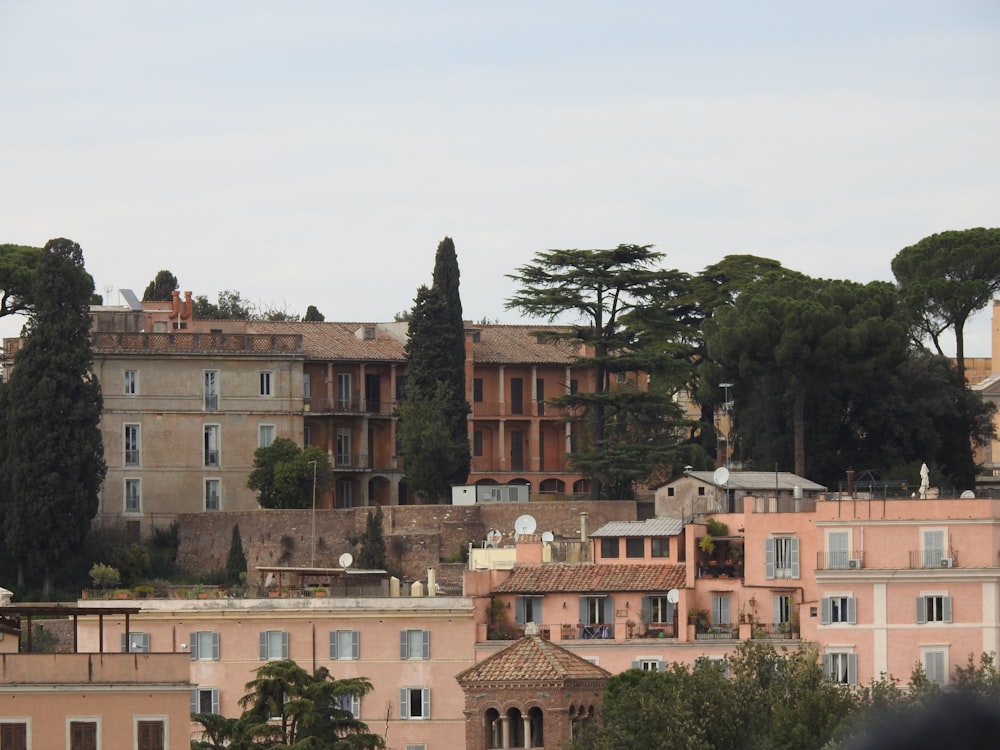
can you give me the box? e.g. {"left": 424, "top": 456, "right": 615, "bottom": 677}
{"left": 514, "top": 514, "right": 537, "bottom": 538}
{"left": 338, "top": 552, "right": 354, "bottom": 568}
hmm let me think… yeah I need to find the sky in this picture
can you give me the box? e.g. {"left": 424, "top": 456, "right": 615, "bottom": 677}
{"left": 2, "top": 1, "right": 999, "bottom": 353}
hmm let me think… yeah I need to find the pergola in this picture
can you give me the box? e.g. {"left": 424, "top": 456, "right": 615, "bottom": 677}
{"left": 1, "top": 603, "right": 142, "bottom": 653}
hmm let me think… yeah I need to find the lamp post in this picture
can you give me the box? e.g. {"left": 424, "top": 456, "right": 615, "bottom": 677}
{"left": 308, "top": 460, "right": 318, "bottom": 567}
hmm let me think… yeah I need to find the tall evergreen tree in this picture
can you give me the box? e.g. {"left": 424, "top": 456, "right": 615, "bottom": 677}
{"left": 225, "top": 524, "right": 248, "bottom": 586}
{"left": 399, "top": 237, "right": 470, "bottom": 501}
{"left": 1, "top": 238, "right": 106, "bottom": 596}
{"left": 141, "top": 269, "right": 179, "bottom": 302}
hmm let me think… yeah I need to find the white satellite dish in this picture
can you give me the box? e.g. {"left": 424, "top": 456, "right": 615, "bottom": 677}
{"left": 713, "top": 466, "right": 730, "bottom": 486}
{"left": 960, "top": 490, "right": 976, "bottom": 499}
{"left": 666, "top": 588, "right": 680, "bottom": 604}
{"left": 515, "top": 514, "right": 537, "bottom": 537}
{"left": 339, "top": 552, "right": 354, "bottom": 568}
{"left": 541, "top": 531, "right": 555, "bottom": 542}
{"left": 486, "top": 529, "right": 503, "bottom": 545}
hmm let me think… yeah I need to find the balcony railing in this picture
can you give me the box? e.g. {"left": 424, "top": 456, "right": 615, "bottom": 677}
{"left": 750, "top": 623, "right": 800, "bottom": 639}
{"left": 816, "top": 551, "right": 866, "bottom": 570}
{"left": 306, "top": 399, "right": 394, "bottom": 416}
{"left": 908, "top": 550, "right": 959, "bottom": 569}
{"left": 696, "top": 625, "right": 739, "bottom": 640}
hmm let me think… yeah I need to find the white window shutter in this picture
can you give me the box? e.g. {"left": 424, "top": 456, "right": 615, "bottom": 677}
{"left": 399, "top": 688, "right": 409, "bottom": 719}
{"left": 421, "top": 688, "right": 430, "bottom": 719}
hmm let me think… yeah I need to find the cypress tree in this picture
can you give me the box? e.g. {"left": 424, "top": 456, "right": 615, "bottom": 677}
{"left": 2, "top": 238, "right": 106, "bottom": 596}
{"left": 225, "top": 524, "right": 247, "bottom": 586}
{"left": 399, "top": 237, "right": 471, "bottom": 501}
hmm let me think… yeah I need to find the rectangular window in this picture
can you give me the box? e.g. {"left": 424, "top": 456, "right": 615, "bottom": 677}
{"left": 396, "top": 375, "right": 407, "bottom": 402}
{"left": 821, "top": 595, "right": 857, "bottom": 625}
{"left": 536, "top": 378, "right": 545, "bottom": 415}
{"left": 473, "top": 377, "right": 483, "bottom": 403}
{"left": 399, "top": 687, "right": 430, "bottom": 720}
{"left": 259, "top": 371, "right": 273, "bottom": 396}
{"left": 124, "top": 369, "right": 138, "bottom": 395}
{"left": 337, "top": 373, "right": 352, "bottom": 410}
{"left": 190, "top": 631, "right": 220, "bottom": 660}
{"left": 303, "top": 426, "right": 311, "bottom": 447}
{"left": 190, "top": 687, "right": 220, "bottom": 715}
{"left": 406, "top": 745, "right": 427, "bottom": 750}
{"left": 204, "top": 479, "right": 221, "bottom": 511}
{"left": 827, "top": 531, "right": 849, "bottom": 569}
{"left": 765, "top": 536, "right": 800, "bottom": 579}
{"left": 473, "top": 429, "right": 483, "bottom": 457}
{"left": 625, "top": 538, "right": 645, "bottom": 558}
{"left": 338, "top": 693, "right": 361, "bottom": 720}
{"left": 364, "top": 373, "right": 381, "bottom": 412}
{"left": 303, "top": 373, "right": 311, "bottom": 398}
{"left": 650, "top": 538, "right": 669, "bottom": 558}
{"left": 259, "top": 630, "right": 289, "bottom": 660}
{"left": 600, "top": 538, "right": 620, "bottom": 559}
{"left": 259, "top": 424, "right": 276, "bottom": 448}
{"left": 923, "top": 529, "right": 947, "bottom": 568}
{"left": 923, "top": 649, "right": 947, "bottom": 686}
{"left": 70, "top": 720, "right": 97, "bottom": 750}
{"left": 336, "top": 428, "right": 351, "bottom": 466}
{"left": 336, "top": 478, "right": 353, "bottom": 509}
{"left": 582, "top": 596, "right": 612, "bottom": 626}
{"left": 204, "top": 370, "right": 219, "bottom": 410}
{"left": 773, "top": 595, "right": 793, "bottom": 631}
{"left": 122, "top": 632, "right": 150, "bottom": 653}
{"left": 125, "top": 478, "right": 141, "bottom": 514}
{"left": 711, "top": 594, "right": 731, "bottom": 626}
{"left": 633, "top": 658, "right": 666, "bottom": 671}
{"left": 0, "top": 722, "right": 27, "bottom": 750}
{"left": 137, "top": 720, "right": 165, "bottom": 750}
{"left": 204, "top": 424, "right": 220, "bottom": 466}
{"left": 510, "top": 377, "right": 524, "bottom": 415}
{"left": 823, "top": 652, "right": 857, "bottom": 684}
{"left": 330, "top": 630, "right": 360, "bottom": 660}
{"left": 515, "top": 596, "right": 543, "bottom": 626}
{"left": 916, "top": 595, "right": 952, "bottom": 624}
{"left": 644, "top": 595, "right": 675, "bottom": 625}
{"left": 124, "top": 424, "right": 140, "bottom": 465}
{"left": 400, "top": 629, "right": 430, "bottom": 659}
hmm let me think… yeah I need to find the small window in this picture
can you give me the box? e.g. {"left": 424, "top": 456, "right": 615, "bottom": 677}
{"left": 473, "top": 378, "right": 484, "bottom": 403}
{"left": 923, "top": 649, "right": 948, "bottom": 686}
{"left": 406, "top": 745, "right": 427, "bottom": 750}
{"left": 190, "top": 687, "right": 220, "bottom": 715}
{"left": 338, "top": 693, "right": 361, "bottom": 719}
{"left": 124, "top": 369, "right": 138, "bottom": 395}
{"left": 823, "top": 652, "right": 857, "bottom": 684}
{"left": 917, "top": 595, "right": 952, "bottom": 624}
{"left": 644, "top": 595, "right": 675, "bottom": 625}
{"left": 124, "top": 424, "right": 141, "bottom": 465}
{"left": 204, "top": 424, "right": 220, "bottom": 466}
{"left": 600, "top": 538, "right": 620, "bottom": 559}
{"left": 515, "top": 596, "right": 543, "bottom": 626}
{"left": 400, "top": 629, "right": 429, "bottom": 659}
{"left": 122, "top": 631, "right": 150, "bottom": 653}
{"left": 766, "top": 536, "right": 800, "bottom": 579}
{"left": 616, "top": 371, "right": 628, "bottom": 383}
{"left": 259, "top": 371, "right": 273, "bottom": 396}
{"left": 650, "top": 538, "right": 669, "bottom": 558}
{"left": 204, "top": 479, "right": 221, "bottom": 512}
{"left": 1, "top": 722, "right": 27, "bottom": 750}
{"left": 399, "top": 687, "right": 430, "bottom": 719}
{"left": 330, "top": 630, "right": 360, "bottom": 660}
{"left": 259, "top": 630, "right": 289, "bottom": 660}
{"left": 137, "top": 719, "right": 164, "bottom": 750}
{"left": 667, "top": 487, "right": 675, "bottom": 497}
{"left": 125, "top": 478, "right": 141, "bottom": 514}
{"left": 473, "top": 430, "right": 484, "bottom": 457}
{"left": 821, "top": 596, "right": 857, "bottom": 625}
{"left": 204, "top": 370, "right": 219, "bottom": 411}
{"left": 190, "top": 631, "right": 220, "bottom": 660}
{"left": 303, "top": 373, "right": 311, "bottom": 399}
{"left": 633, "top": 658, "right": 665, "bottom": 671}
{"left": 69, "top": 720, "right": 97, "bottom": 750}
{"left": 697, "top": 486, "right": 705, "bottom": 496}
{"left": 303, "top": 426, "right": 312, "bottom": 447}
{"left": 711, "top": 594, "right": 732, "bottom": 626}
{"left": 625, "top": 538, "right": 645, "bottom": 558}
{"left": 259, "top": 424, "right": 276, "bottom": 448}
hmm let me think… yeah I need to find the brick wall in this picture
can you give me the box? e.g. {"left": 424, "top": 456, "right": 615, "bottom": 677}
{"left": 175, "top": 501, "right": 637, "bottom": 586}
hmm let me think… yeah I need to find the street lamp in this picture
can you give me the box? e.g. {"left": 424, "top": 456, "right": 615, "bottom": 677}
{"left": 719, "top": 383, "right": 734, "bottom": 468}
{"left": 308, "top": 460, "right": 318, "bottom": 567}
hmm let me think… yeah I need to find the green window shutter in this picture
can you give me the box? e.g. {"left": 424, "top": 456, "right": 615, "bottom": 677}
{"left": 765, "top": 538, "right": 775, "bottom": 579}
{"left": 790, "top": 537, "right": 800, "bottom": 578}
{"left": 943, "top": 596, "right": 953, "bottom": 623}
{"left": 400, "top": 688, "right": 410, "bottom": 719}
{"left": 259, "top": 632, "right": 267, "bottom": 660}
{"left": 330, "top": 631, "right": 338, "bottom": 659}
{"left": 821, "top": 597, "right": 832, "bottom": 625}
{"left": 515, "top": 597, "right": 526, "bottom": 625}
{"left": 421, "top": 630, "right": 430, "bottom": 658}
{"left": 847, "top": 597, "right": 857, "bottom": 625}
{"left": 351, "top": 631, "right": 360, "bottom": 659}
{"left": 916, "top": 597, "right": 927, "bottom": 624}
{"left": 189, "top": 633, "right": 199, "bottom": 660}
{"left": 400, "top": 630, "right": 408, "bottom": 659}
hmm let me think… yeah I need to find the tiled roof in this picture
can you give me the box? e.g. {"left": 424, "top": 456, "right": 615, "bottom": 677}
{"left": 682, "top": 471, "right": 826, "bottom": 492}
{"left": 590, "top": 518, "right": 684, "bottom": 537}
{"left": 246, "top": 321, "right": 582, "bottom": 365}
{"left": 455, "top": 635, "right": 611, "bottom": 685}
{"left": 493, "top": 563, "right": 686, "bottom": 593}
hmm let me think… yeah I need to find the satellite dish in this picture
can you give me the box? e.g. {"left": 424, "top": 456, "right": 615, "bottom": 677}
{"left": 515, "top": 514, "right": 537, "bottom": 537}
{"left": 713, "top": 466, "right": 730, "bottom": 486}
{"left": 339, "top": 552, "right": 354, "bottom": 568}
{"left": 486, "top": 529, "right": 503, "bottom": 545}
{"left": 960, "top": 490, "right": 976, "bottom": 499}
{"left": 541, "top": 531, "right": 555, "bottom": 542}
{"left": 667, "top": 588, "right": 680, "bottom": 604}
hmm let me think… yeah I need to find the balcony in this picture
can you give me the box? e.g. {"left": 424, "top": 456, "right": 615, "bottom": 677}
{"left": 306, "top": 399, "right": 394, "bottom": 416}
{"left": 909, "top": 550, "right": 959, "bottom": 569}
{"left": 816, "top": 551, "right": 866, "bottom": 570}
{"left": 750, "top": 623, "right": 800, "bottom": 640}
{"left": 695, "top": 624, "right": 739, "bottom": 641}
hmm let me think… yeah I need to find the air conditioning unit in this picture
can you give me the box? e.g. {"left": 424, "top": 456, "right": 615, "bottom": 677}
{"left": 848, "top": 558, "right": 863, "bottom": 569}
{"left": 940, "top": 558, "right": 954, "bottom": 568}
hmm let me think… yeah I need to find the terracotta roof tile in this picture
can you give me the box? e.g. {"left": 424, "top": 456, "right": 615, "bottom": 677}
{"left": 470, "top": 325, "right": 581, "bottom": 365}
{"left": 494, "top": 563, "right": 686, "bottom": 594}
{"left": 456, "top": 635, "right": 611, "bottom": 685}
{"left": 590, "top": 518, "right": 684, "bottom": 537}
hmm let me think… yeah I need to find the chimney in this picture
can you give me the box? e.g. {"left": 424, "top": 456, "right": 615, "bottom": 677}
{"left": 846, "top": 470, "right": 855, "bottom": 497}
{"left": 580, "top": 512, "right": 589, "bottom": 542}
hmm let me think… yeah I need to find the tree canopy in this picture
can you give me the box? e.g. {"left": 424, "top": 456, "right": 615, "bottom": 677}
{"left": 399, "top": 237, "right": 470, "bottom": 501}
{"left": 141, "top": 269, "right": 179, "bottom": 301}
{"left": 0, "top": 243, "right": 40, "bottom": 318}
{"left": 192, "top": 659, "right": 384, "bottom": 749}
{"left": 506, "top": 244, "right": 693, "bottom": 498}
{"left": 247, "top": 438, "right": 331, "bottom": 509}
{"left": 0, "top": 238, "right": 106, "bottom": 596}
{"left": 892, "top": 227, "right": 1000, "bottom": 382}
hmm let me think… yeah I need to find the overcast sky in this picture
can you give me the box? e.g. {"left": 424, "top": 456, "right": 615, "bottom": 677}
{"left": 2, "top": 2, "right": 998, "bottom": 353}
